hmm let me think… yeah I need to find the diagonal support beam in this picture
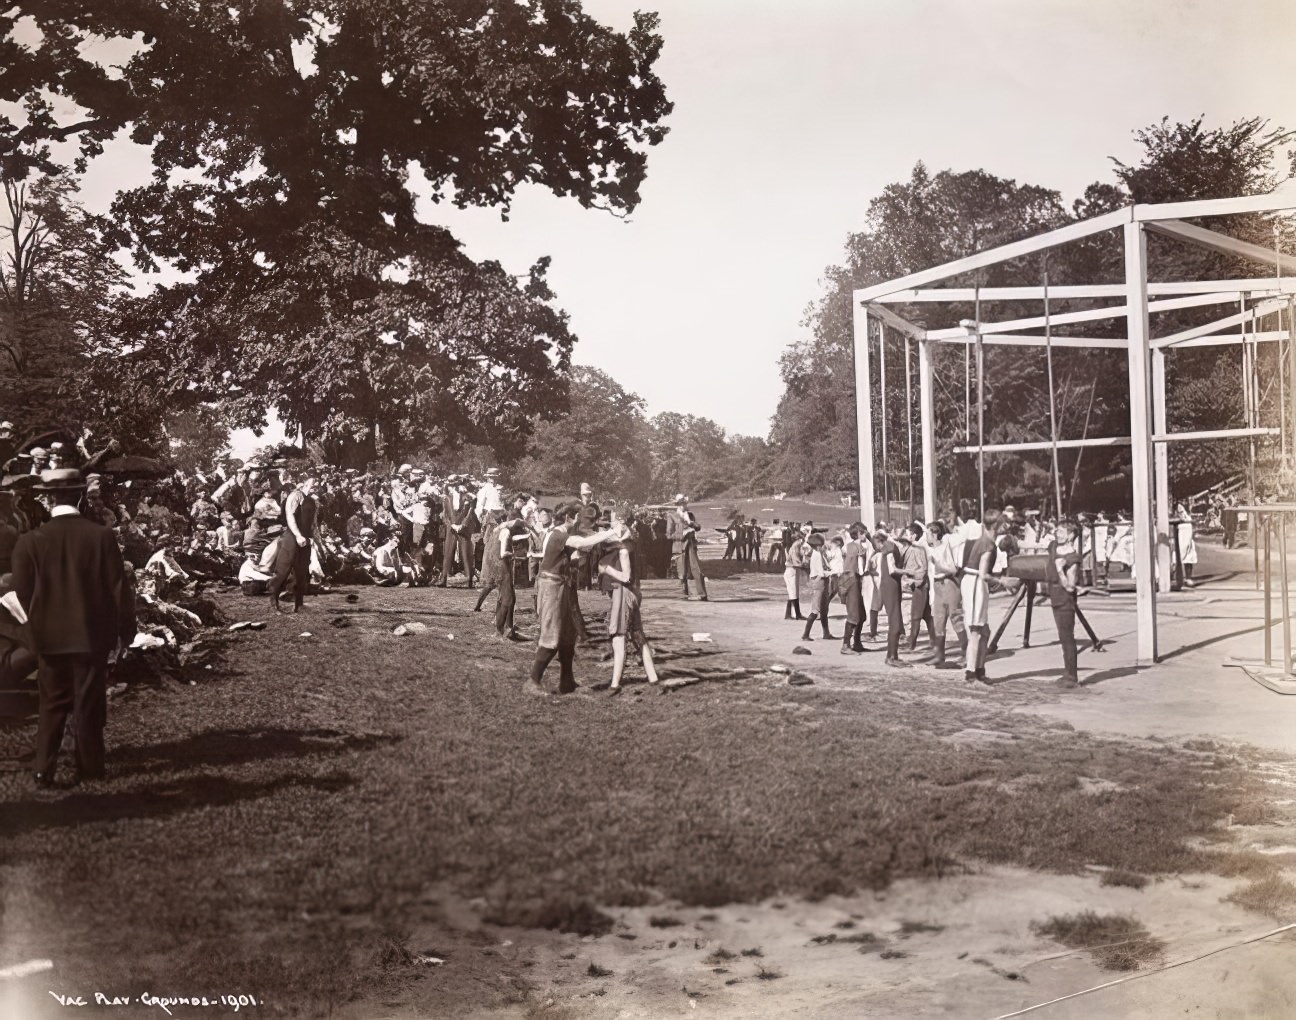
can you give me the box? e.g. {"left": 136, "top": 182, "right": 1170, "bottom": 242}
{"left": 1151, "top": 298, "right": 1286, "bottom": 349}
{"left": 853, "top": 208, "right": 1134, "bottom": 302}
{"left": 1146, "top": 220, "right": 1296, "bottom": 276}
{"left": 861, "top": 302, "right": 926, "bottom": 339}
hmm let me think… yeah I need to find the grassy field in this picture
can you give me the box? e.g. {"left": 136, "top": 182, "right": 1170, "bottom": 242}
{"left": 1, "top": 573, "right": 1293, "bottom": 1017}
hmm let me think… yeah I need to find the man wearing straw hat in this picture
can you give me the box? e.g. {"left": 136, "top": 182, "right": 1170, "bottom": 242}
{"left": 13, "top": 468, "right": 135, "bottom": 786}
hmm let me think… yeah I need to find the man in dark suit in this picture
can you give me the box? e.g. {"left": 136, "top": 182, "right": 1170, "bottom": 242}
{"left": 666, "top": 494, "right": 708, "bottom": 601}
{"left": 438, "top": 476, "right": 479, "bottom": 587}
{"left": 13, "top": 468, "right": 135, "bottom": 786}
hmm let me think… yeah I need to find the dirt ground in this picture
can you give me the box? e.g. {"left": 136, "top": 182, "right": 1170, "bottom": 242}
{"left": 3, "top": 530, "right": 1296, "bottom": 1018}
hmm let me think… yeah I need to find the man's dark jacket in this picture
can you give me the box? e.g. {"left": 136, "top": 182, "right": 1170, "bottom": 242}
{"left": 12, "top": 513, "right": 135, "bottom": 655}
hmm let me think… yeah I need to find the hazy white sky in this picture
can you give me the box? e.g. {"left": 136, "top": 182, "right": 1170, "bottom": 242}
{"left": 421, "top": 0, "right": 1296, "bottom": 438}
{"left": 70, "top": 0, "right": 1296, "bottom": 452}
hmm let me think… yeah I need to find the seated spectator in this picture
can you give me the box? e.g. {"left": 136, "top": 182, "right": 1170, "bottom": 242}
{"left": 238, "top": 539, "right": 279, "bottom": 596}
{"left": 371, "top": 533, "right": 405, "bottom": 586}
{"left": 216, "top": 512, "right": 243, "bottom": 555}
{"left": 145, "top": 536, "right": 190, "bottom": 584}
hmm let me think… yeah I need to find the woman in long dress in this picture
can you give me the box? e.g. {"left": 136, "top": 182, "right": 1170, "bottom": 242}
{"left": 598, "top": 506, "right": 661, "bottom": 694}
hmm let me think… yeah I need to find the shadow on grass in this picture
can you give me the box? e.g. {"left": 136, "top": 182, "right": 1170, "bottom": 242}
{"left": 334, "top": 606, "right": 462, "bottom": 618}
{"left": 2, "top": 770, "right": 354, "bottom": 837}
{"left": 109, "top": 726, "right": 401, "bottom": 777}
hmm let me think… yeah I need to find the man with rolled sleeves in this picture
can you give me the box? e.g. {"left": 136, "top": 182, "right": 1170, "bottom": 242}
{"left": 268, "top": 472, "right": 318, "bottom": 613}
{"left": 14, "top": 468, "right": 135, "bottom": 786}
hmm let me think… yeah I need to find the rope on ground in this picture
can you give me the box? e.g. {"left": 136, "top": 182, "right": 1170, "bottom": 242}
{"left": 993, "top": 921, "right": 1296, "bottom": 1018}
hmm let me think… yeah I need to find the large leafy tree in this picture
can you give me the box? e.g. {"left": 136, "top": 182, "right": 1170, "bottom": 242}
{"left": 511, "top": 365, "right": 653, "bottom": 501}
{"left": 0, "top": 169, "right": 127, "bottom": 438}
{"left": 0, "top": 1, "right": 672, "bottom": 460}
{"left": 1111, "top": 117, "right": 1296, "bottom": 496}
{"left": 770, "top": 165, "right": 1071, "bottom": 505}
{"left": 648, "top": 411, "right": 734, "bottom": 501}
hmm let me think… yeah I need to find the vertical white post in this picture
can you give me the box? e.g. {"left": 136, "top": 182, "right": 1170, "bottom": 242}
{"left": 919, "top": 338, "right": 937, "bottom": 522}
{"left": 879, "top": 323, "right": 890, "bottom": 514}
{"left": 1152, "top": 348, "right": 1172, "bottom": 594}
{"left": 853, "top": 299, "right": 876, "bottom": 525}
{"left": 1125, "top": 221, "right": 1158, "bottom": 664}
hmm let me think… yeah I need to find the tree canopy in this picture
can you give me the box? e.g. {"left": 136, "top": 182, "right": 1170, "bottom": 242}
{"left": 0, "top": 0, "right": 672, "bottom": 460}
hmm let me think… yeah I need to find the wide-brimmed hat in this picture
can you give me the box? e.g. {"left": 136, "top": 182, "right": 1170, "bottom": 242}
{"left": 35, "top": 468, "right": 86, "bottom": 492}
{"left": 673, "top": 493, "right": 687, "bottom": 504}
{"left": 486, "top": 467, "right": 501, "bottom": 478}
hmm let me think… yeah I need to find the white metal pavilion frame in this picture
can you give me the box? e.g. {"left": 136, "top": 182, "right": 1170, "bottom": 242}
{"left": 852, "top": 191, "right": 1296, "bottom": 665}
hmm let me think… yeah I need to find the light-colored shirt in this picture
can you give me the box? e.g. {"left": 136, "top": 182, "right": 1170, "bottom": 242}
{"left": 928, "top": 536, "right": 960, "bottom": 581}
{"left": 475, "top": 481, "right": 504, "bottom": 518}
{"left": 373, "top": 544, "right": 402, "bottom": 578}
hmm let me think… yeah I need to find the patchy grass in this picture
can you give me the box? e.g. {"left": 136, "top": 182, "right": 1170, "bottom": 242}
{"left": 705, "top": 947, "right": 737, "bottom": 963}
{"left": 648, "top": 915, "right": 682, "bottom": 928}
{"left": 1100, "top": 870, "right": 1150, "bottom": 890}
{"left": 0, "top": 581, "right": 1290, "bottom": 1014}
{"left": 1225, "top": 875, "right": 1296, "bottom": 919}
{"left": 586, "top": 962, "right": 613, "bottom": 978}
{"left": 1032, "top": 912, "right": 1165, "bottom": 971}
{"left": 755, "top": 965, "right": 782, "bottom": 980}
{"left": 898, "top": 920, "right": 946, "bottom": 935}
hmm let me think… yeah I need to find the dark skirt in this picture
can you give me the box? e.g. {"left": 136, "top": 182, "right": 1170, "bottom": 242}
{"left": 607, "top": 584, "right": 646, "bottom": 647}
{"left": 536, "top": 574, "right": 575, "bottom": 650}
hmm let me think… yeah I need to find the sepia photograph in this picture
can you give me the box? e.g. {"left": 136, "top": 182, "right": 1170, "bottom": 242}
{"left": 3, "top": 0, "right": 1296, "bottom": 1016}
